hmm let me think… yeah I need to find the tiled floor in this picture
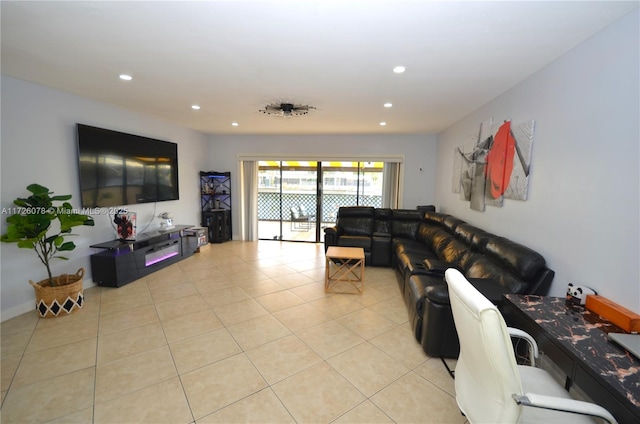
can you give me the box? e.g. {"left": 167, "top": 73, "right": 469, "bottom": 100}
{"left": 1, "top": 241, "right": 464, "bottom": 423}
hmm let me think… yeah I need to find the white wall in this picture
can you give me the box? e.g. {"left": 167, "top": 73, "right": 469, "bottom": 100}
{"left": 435, "top": 10, "right": 639, "bottom": 310}
{"left": 208, "top": 134, "right": 438, "bottom": 239}
{"left": 0, "top": 76, "right": 211, "bottom": 320}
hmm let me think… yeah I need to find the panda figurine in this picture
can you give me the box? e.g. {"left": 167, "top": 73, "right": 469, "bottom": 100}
{"left": 566, "top": 283, "right": 596, "bottom": 305}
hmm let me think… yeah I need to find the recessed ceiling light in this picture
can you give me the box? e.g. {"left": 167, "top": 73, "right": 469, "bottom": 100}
{"left": 191, "top": 105, "right": 201, "bottom": 110}
{"left": 380, "top": 122, "right": 387, "bottom": 126}
{"left": 384, "top": 103, "right": 393, "bottom": 108}
{"left": 119, "top": 74, "right": 132, "bottom": 81}
{"left": 231, "top": 122, "right": 239, "bottom": 127}
{"left": 393, "top": 66, "right": 406, "bottom": 74}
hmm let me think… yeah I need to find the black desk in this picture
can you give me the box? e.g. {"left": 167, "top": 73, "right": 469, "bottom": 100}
{"left": 503, "top": 295, "right": 640, "bottom": 424}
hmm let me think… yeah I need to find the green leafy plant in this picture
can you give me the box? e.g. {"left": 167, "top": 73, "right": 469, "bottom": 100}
{"left": 1, "top": 184, "right": 95, "bottom": 286}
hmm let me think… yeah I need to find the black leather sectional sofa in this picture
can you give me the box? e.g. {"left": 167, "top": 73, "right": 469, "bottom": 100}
{"left": 324, "top": 206, "right": 554, "bottom": 359}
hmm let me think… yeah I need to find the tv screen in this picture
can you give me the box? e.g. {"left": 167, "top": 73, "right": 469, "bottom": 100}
{"left": 76, "top": 124, "right": 179, "bottom": 208}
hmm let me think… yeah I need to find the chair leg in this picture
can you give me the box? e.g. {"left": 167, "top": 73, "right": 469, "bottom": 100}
{"left": 441, "top": 357, "right": 455, "bottom": 379}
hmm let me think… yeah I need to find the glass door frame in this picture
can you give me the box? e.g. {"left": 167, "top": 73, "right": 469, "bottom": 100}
{"left": 257, "top": 160, "right": 385, "bottom": 243}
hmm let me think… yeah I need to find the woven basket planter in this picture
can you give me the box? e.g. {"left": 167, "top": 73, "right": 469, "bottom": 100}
{"left": 29, "top": 268, "right": 85, "bottom": 318}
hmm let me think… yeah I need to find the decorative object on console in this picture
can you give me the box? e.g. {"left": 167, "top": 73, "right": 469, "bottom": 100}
{"left": 113, "top": 209, "right": 136, "bottom": 241}
{"left": 452, "top": 118, "right": 535, "bottom": 212}
{"left": 566, "top": 282, "right": 596, "bottom": 305}
{"left": 158, "top": 212, "right": 174, "bottom": 231}
{"left": 585, "top": 295, "right": 640, "bottom": 333}
{"left": 259, "top": 102, "right": 315, "bottom": 117}
{"left": 1, "top": 183, "right": 95, "bottom": 317}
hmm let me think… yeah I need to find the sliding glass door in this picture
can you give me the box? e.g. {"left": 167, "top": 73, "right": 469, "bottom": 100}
{"left": 320, "top": 161, "right": 383, "bottom": 228}
{"left": 257, "top": 161, "right": 319, "bottom": 242}
{"left": 257, "top": 160, "right": 384, "bottom": 243}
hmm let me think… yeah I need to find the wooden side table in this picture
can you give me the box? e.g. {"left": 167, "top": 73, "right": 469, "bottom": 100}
{"left": 325, "top": 246, "right": 365, "bottom": 294}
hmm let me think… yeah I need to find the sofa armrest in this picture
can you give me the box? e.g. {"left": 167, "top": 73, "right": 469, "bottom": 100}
{"left": 422, "top": 259, "right": 462, "bottom": 276}
{"left": 324, "top": 226, "right": 340, "bottom": 250}
{"left": 468, "top": 278, "right": 511, "bottom": 304}
{"left": 425, "top": 278, "right": 507, "bottom": 305}
{"left": 372, "top": 232, "right": 392, "bottom": 267}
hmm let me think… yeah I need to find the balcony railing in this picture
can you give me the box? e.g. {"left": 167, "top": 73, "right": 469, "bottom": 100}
{"left": 257, "top": 192, "right": 383, "bottom": 242}
{"left": 257, "top": 192, "right": 382, "bottom": 223}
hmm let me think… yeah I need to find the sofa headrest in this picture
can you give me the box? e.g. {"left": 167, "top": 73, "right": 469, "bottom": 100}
{"left": 423, "top": 211, "right": 448, "bottom": 225}
{"left": 374, "top": 208, "right": 393, "bottom": 220}
{"left": 454, "top": 223, "right": 494, "bottom": 250}
{"left": 337, "top": 208, "right": 374, "bottom": 237}
{"left": 337, "top": 206, "right": 374, "bottom": 218}
{"left": 443, "top": 216, "right": 466, "bottom": 233}
{"left": 374, "top": 208, "right": 393, "bottom": 233}
{"left": 464, "top": 255, "right": 529, "bottom": 294}
{"left": 338, "top": 217, "right": 373, "bottom": 237}
{"left": 417, "top": 205, "right": 436, "bottom": 212}
{"left": 391, "top": 218, "right": 421, "bottom": 239}
{"left": 485, "top": 237, "right": 546, "bottom": 282}
{"left": 391, "top": 209, "right": 424, "bottom": 221}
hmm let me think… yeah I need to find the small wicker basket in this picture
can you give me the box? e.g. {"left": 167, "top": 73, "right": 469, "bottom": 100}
{"left": 29, "top": 268, "right": 85, "bottom": 318}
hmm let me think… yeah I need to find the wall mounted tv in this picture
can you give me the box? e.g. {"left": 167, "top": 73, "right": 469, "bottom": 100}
{"left": 76, "top": 124, "right": 179, "bottom": 208}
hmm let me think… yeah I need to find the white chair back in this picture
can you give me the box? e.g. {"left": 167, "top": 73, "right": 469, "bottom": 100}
{"left": 445, "top": 268, "right": 524, "bottom": 423}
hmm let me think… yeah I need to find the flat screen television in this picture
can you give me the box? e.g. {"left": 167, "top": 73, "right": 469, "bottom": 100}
{"left": 76, "top": 124, "right": 179, "bottom": 208}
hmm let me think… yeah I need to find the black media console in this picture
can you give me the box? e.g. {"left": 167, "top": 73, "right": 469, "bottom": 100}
{"left": 90, "top": 225, "right": 197, "bottom": 288}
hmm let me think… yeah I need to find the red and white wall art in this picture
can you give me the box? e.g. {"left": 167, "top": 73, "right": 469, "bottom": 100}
{"left": 452, "top": 118, "right": 535, "bottom": 212}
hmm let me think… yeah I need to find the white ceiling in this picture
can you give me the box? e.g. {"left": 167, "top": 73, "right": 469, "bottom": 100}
{"left": 2, "top": 1, "right": 638, "bottom": 135}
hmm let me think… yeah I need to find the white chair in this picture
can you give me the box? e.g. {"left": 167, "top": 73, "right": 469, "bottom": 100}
{"left": 444, "top": 268, "right": 617, "bottom": 424}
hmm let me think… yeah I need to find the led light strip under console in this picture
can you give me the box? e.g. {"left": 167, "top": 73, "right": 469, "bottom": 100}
{"left": 145, "top": 240, "right": 180, "bottom": 267}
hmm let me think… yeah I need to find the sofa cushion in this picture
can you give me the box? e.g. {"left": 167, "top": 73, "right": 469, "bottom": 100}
{"left": 374, "top": 208, "right": 393, "bottom": 233}
{"left": 337, "top": 206, "right": 375, "bottom": 237}
{"left": 440, "top": 238, "right": 470, "bottom": 263}
{"left": 390, "top": 210, "right": 423, "bottom": 239}
{"left": 467, "top": 278, "right": 511, "bottom": 304}
{"left": 395, "top": 250, "right": 438, "bottom": 273}
{"left": 443, "top": 216, "right": 466, "bottom": 233}
{"left": 429, "top": 229, "right": 455, "bottom": 258}
{"left": 454, "top": 223, "right": 494, "bottom": 251}
{"left": 423, "top": 211, "right": 449, "bottom": 225}
{"left": 416, "top": 222, "right": 443, "bottom": 244}
{"left": 458, "top": 250, "right": 485, "bottom": 271}
{"left": 340, "top": 217, "right": 373, "bottom": 236}
{"left": 485, "top": 236, "right": 546, "bottom": 281}
{"left": 392, "top": 238, "right": 430, "bottom": 255}
{"left": 337, "top": 235, "right": 371, "bottom": 251}
{"left": 465, "top": 255, "right": 528, "bottom": 294}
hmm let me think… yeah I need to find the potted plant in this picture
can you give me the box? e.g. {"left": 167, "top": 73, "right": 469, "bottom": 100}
{"left": 1, "top": 184, "right": 95, "bottom": 318}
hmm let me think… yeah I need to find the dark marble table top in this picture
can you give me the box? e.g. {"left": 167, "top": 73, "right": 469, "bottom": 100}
{"left": 504, "top": 294, "right": 640, "bottom": 410}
